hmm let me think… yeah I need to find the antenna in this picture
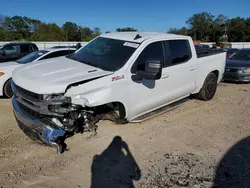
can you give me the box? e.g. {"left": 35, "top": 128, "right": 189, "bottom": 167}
{"left": 134, "top": 34, "right": 142, "bottom": 40}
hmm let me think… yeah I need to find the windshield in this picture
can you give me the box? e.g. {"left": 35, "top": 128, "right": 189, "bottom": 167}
{"left": 229, "top": 50, "right": 250, "bottom": 61}
{"left": 68, "top": 37, "right": 139, "bottom": 71}
{"left": 16, "top": 50, "right": 49, "bottom": 64}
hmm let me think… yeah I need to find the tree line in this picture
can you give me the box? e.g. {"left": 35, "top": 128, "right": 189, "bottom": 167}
{"left": 0, "top": 15, "right": 102, "bottom": 41}
{"left": 0, "top": 15, "right": 139, "bottom": 42}
{"left": 167, "top": 12, "right": 250, "bottom": 42}
{"left": 0, "top": 12, "right": 249, "bottom": 42}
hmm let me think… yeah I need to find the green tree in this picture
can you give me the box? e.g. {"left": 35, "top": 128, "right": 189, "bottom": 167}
{"left": 30, "top": 23, "right": 65, "bottom": 41}
{"left": 3, "top": 16, "right": 31, "bottom": 40}
{"left": 227, "top": 17, "right": 247, "bottom": 42}
{"left": 62, "top": 22, "right": 81, "bottom": 41}
{"left": 79, "top": 26, "right": 93, "bottom": 41}
{"left": 167, "top": 27, "right": 189, "bottom": 35}
{"left": 186, "top": 12, "right": 214, "bottom": 41}
{"left": 245, "top": 18, "right": 250, "bottom": 41}
{"left": 210, "top": 14, "right": 229, "bottom": 42}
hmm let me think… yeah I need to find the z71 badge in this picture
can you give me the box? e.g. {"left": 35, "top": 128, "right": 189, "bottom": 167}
{"left": 112, "top": 75, "right": 125, "bottom": 81}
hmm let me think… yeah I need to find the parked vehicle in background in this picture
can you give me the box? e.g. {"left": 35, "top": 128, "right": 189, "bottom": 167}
{"left": 52, "top": 43, "right": 82, "bottom": 50}
{"left": 223, "top": 48, "right": 250, "bottom": 82}
{"left": 195, "top": 44, "right": 210, "bottom": 49}
{"left": 11, "top": 32, "right": 226, "bottom": 153}
{"left": 0, "top": 48, "right": 75, "bottom": 98}
{"left": 221, "top": 48, "right": 239, "bottom": 58}
{"left": 0, "top": 42, "right": 39, "bottom": 63}
{"left": 51, "top": 45, "right": 76, "bottom": 49}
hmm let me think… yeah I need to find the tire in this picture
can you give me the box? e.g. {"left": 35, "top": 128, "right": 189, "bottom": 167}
{"left": 196, "top": 73, "right": 218, "bottom": 101}
{"left": 3, "top": 79, "right": 13, "bottom": 98}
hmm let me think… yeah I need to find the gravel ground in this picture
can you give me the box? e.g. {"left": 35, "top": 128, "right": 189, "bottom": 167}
{"left": 0, "top": 83, "right": 250, "bottom": 188}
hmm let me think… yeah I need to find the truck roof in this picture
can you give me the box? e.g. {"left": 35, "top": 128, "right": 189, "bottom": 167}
{"left": 101, "top": 32, "right": 189, "bottom": 43}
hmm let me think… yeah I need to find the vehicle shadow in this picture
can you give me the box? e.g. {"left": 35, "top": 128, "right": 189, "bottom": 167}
{"left": 213, "top": 136, "right": 250, "bottom": 188}
{"left": 90, "top": 136, "right": 141, "bottom": 188}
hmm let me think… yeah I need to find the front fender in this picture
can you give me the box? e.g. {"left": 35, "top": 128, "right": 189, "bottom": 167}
{"left": 68, "top": 86, "right": 112, "bottom": 107}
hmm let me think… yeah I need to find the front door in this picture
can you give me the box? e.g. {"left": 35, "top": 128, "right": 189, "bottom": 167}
{"left": 128, "top": 41, "right": 168, "bottom": 119}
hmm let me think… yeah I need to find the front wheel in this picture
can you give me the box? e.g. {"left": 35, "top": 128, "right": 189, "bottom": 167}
{"left": 196, "top": 73, "right": 218, "bottom": 101}
{"left": 3, "top": 79, "right": 13, "bottom": 98}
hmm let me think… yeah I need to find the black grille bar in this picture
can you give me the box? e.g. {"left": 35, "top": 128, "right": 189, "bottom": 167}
{"left": 12, "top": 81, "right": 42, "bottom": 101}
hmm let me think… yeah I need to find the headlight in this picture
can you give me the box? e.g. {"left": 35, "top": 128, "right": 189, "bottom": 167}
{"left": 0, "top": 72, "right": 4, "bottom": 77}
{"left": 243, "top": 68, "right": 250, "bottom": 73}
{"left": 43, "top": 93, "right": 71, "bottom": 103}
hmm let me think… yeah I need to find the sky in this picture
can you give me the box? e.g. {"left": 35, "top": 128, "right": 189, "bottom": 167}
{"left": 1, "top": 0, "right": 250, "bottom": 32}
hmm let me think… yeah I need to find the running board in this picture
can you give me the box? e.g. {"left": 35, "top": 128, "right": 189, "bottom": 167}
{"left": 130, "top": 98, "right": 188, "bottom": 123}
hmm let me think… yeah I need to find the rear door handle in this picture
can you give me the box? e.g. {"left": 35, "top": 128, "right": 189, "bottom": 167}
{"left": 190, "top": 67, "right": 196, "bottom": 71}
{"left": 162, "top": 74, "right": 169, "bottom": 79}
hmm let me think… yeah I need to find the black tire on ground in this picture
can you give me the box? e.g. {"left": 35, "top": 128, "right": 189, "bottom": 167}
{"left": 196, "top": 72, "right": 218, "bottom": 101}
{"left": 3, "top": 79, "right": 13, "bottom": 98}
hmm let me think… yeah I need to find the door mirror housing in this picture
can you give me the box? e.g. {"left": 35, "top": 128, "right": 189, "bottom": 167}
{"left": 132, "top": 59, "right": 162, "bottom": 81}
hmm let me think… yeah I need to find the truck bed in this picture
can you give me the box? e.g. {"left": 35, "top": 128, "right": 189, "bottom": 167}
{"left": 196, "top": 48, "right": 225, "bottom": 58}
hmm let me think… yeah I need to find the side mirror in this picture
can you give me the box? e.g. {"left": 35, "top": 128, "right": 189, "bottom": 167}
{"left": 0, "top": 50, "right": 5, "bottom": 56}
{"left": 132, "top": 59, "right": 162, "bottom": 81}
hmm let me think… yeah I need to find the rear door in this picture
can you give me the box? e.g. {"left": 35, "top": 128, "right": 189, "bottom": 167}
{"left": 161, "top": 39, "right": 196, "bottom": 102}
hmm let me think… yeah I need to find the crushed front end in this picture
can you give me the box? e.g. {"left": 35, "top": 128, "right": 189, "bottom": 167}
{"left": 11, "top": 80, "right": 98, "bottom": 153}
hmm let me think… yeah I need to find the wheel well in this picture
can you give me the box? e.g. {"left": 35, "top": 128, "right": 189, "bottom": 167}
{"left": 112, "top": 102, "right": 126, "bottom": 118}
{"left": 3, "top": 78, "right": 11, "bottom": 93}
{"left": 212, "top": 70, "right": 219, "bottom": 78}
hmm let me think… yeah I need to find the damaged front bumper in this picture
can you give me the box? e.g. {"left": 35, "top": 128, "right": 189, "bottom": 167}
{"left": 12, "top": 97, "right": 66, "bottom": 153}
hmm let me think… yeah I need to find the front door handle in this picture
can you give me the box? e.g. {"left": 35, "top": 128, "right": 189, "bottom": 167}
{"left": 162, "top": 74, "right": 169, "bottom": 79}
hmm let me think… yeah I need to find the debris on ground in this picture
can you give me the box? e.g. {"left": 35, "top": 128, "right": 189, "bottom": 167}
{"left": 137, "top": 153, "right": 216, "bottom": 188}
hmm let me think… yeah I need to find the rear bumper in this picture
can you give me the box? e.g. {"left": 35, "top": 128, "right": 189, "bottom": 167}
{"left": 223, "top": 72, "right": 250, "bottom": 83}
{"left": 12, "top": 97, "right": 65, "bottom": 147}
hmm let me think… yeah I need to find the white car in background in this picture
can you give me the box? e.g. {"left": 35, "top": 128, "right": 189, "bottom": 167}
{"left": 0, "top": 48, "right": 76, "bottom": 98}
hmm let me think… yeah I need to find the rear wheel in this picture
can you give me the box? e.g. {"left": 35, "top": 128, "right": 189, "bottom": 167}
{"left": 196, "top": 73, "right": 218, "bottom": 101}
{"left": 3, "top": 79, "right": 13, "bottom": 98}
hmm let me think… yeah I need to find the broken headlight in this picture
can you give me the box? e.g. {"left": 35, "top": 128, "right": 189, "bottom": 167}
{"left": 43, "top": 93, "right": 71, "bottom": 103}
{"left": 43, "top": 94, "right": 72, "bottom": 114}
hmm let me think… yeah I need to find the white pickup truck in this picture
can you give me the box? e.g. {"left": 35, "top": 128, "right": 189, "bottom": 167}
{"left": 11, "top": 32, "right": 226, "bottom": 153}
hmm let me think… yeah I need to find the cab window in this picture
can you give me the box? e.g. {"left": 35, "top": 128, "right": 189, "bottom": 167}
{"left": 131, "top": 42, "right": 164, "bottom": 73}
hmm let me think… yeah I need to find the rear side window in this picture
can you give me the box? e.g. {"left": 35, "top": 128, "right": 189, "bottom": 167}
{"left": 31, "top": 44, "right": 38, "bottom": 51}
{"left": 131, "top": 42, "right": 164, "bottom": 73}
{"left": 163, "top": 40, "right": 192, "bottom": 67}
{"left": 40, "top": 50, "right": 69, "bottom": 60}
{"left": 20, "top": 44, "right": 30, "bottom": 53}
{"left": 4, "top": 45, "right": 17, "bottom": 54}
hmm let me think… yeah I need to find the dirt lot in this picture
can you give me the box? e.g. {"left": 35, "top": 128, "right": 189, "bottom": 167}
{"left": 1, "top": 83, "right": 250, "bottom": 188}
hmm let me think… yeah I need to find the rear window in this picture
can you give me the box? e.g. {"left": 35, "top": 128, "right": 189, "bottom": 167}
{"left": 164, "top": 40, "right": 192, "bottom": 66}
{"left": 17, "top": 50, "right": 49, "bottom": 64}
{"left": 40, "top": 50, "right": 75, "bottom": 60}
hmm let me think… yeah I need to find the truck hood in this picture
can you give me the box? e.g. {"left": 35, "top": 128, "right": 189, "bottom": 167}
{"left": 12, "top": 57, "right": 113, "bottom": 94}
{"left": 226, "top": 59, "right": 250, "bottom": 68}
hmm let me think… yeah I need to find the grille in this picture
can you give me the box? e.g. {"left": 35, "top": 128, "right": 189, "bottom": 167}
{"left": 225, "top": 68, "right": 239, "bottom": 73}
{"left": 14, "top": 82, "right": 42, "bottom": 101}
{"left": 224, "top": 75, "right": 238, "bottom": 79}
{"left": 17, "top": 100, "right": 44, "bottom": 120}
